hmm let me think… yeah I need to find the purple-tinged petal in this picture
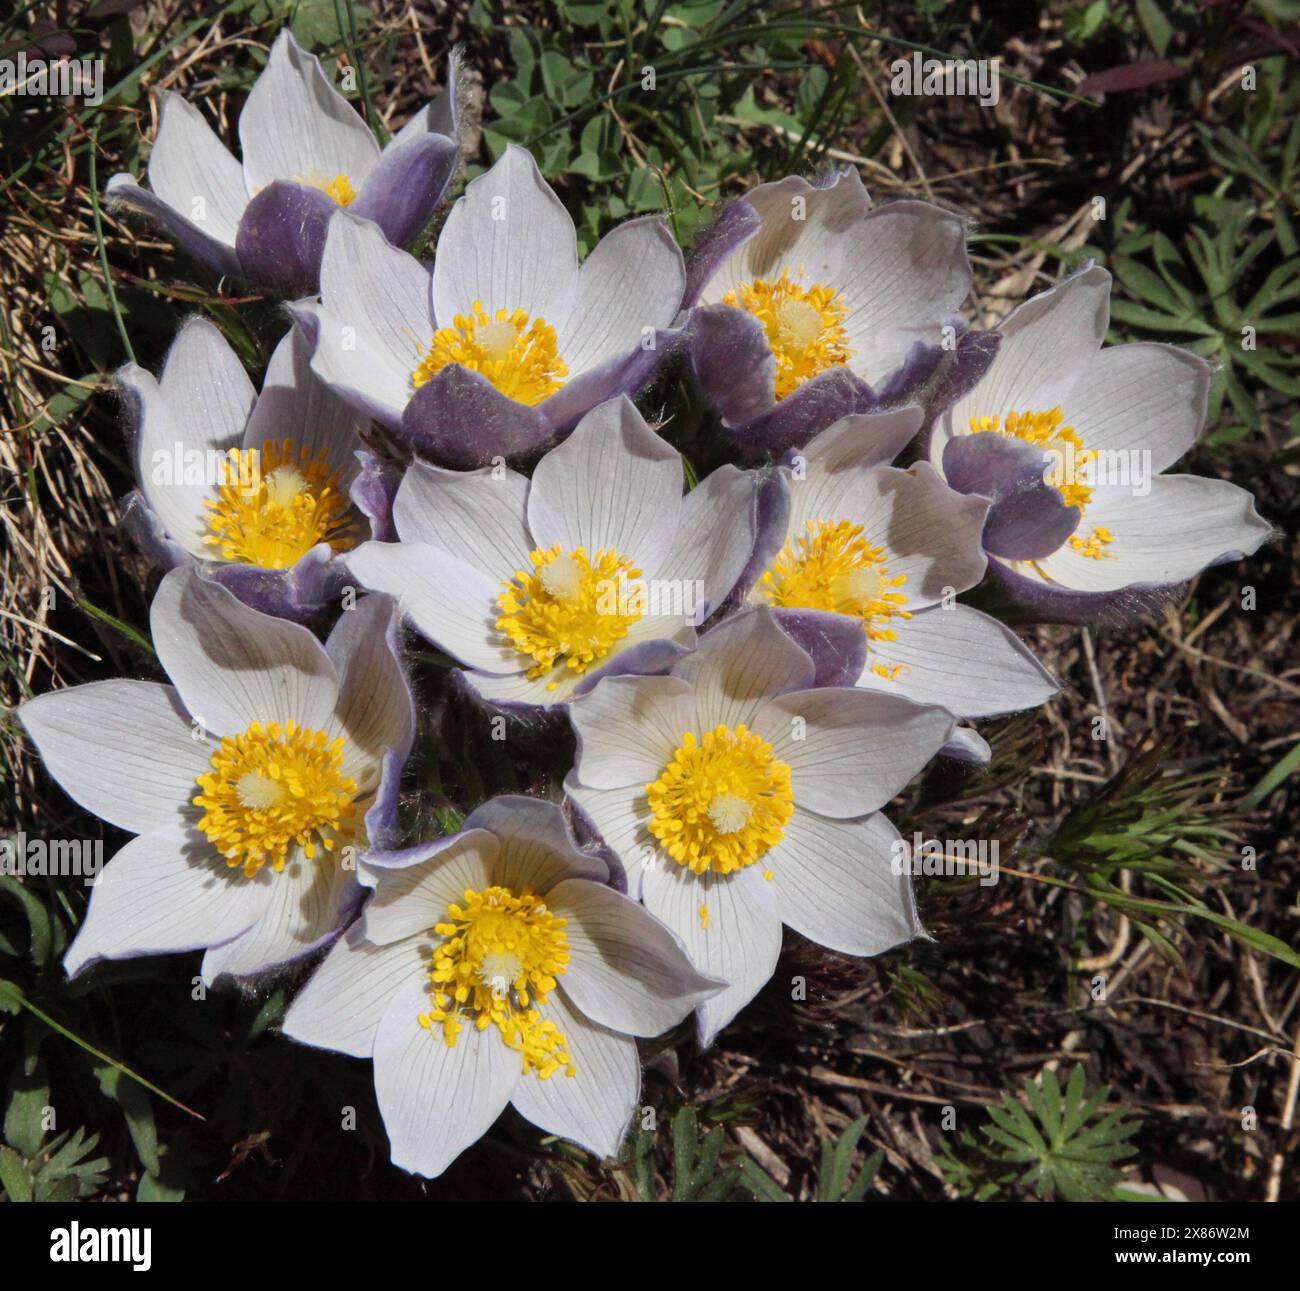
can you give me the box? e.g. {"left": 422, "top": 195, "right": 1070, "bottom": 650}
{"left": 942, "top": 432, "right": 1079, "bottom": 560}
{"left": 683, "top": 199, "right": 760, "bottom": 308}
{"left": 684, "top": 303, "right": 775, "bottom": 429}
{"left": 920, "top": 325, "right": 1001, "bottom": 452}
{"left": 400, "top": 365, "right": 552, "bottom": 467}
{"left": 538, "top": 330, "right": 681, "bottom": 432}
{"left": 942, "top": 727, "right": 992, "bottom": 763}
{"left": 771, "top": 607, "right": 868, "bottom": 688}
{"left": 235, "top": 180, "right": 337, "bottom": 296}
{"left": 727, "top": 367, "right": 877, "bottom": 460}
{"left": 105, "top": 175, "right": 242, "bottom": 279}
{"left": 986, "top": 557, "right": 1176, "bottom": 625}
{"left": 727, "top": 469, "right": 790, "bottom": 611}
{"left": 351, "top": 133, "right": 459, "bottom": 249}
{"left": 205, "top": 544, "right": 345, "bottom": 622}
{"left": 120, "top": 489, "right": 191, "bottom": 573}
{"left": 349, "top": 448, "right": 401, "bottom": 543}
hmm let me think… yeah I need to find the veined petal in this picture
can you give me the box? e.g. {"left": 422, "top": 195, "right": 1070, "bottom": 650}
{"left": 64, "top": 828, "right": 273, "bottom": 978}
{"left": 860, "top": 604, "right": 1058, "bottom": 718}
{"left": 19, "top": 681, "right": 208, "bottom": 835}
{"left": 238, "top": 29, "right": 379, "bottom": 196}
{"left": 146, "top": 93, "right": 247, "bottom": 245}
{"left": 432, "top": 143, "right": 578, "bottom": 323}
{"left": 765, "top": 810, "right": 920, "bottom": 956}
{"left": 657, "top": 464, "right": 758, "bottom": 617}
{"left": 463, "top": 796, "right": 608, "bottom": 892}
{"left": 373, "top": 978, "right": 520, "bottom": 1178}
{"left": 281, "top": 926, "right": 426, "bottom": 1057}
{"left": 641, "top": 860, "right": 781, "bottom": 1047}
{"left": 509, "top": 988, "right": 639, "bottom": 1161}
{"left": 549, "top": 878, "right": 722, "bottom": 1036}
{"left": 754, "top": 687, "right": 954, "bottom": 818}
{"left": 527, "top": 397, "right": 683, "bottom": 579}
{"left": 150, "top": 566, "right": 339, "bottom": 739}
{"left": 570, "top": 674, "right": 698, "bottom": 789}
{"left": 671, "top": 607, "right": 815, "bottom": 732}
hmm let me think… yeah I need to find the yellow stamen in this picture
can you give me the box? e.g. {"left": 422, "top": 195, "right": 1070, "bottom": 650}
{"left": 646, "top": 724, "right": 794, "bottom": 876}
{"left": 204, "top": 439, "right": 357, "bottom": 570}
{"left": 723, "top": 268, "right": 853, "bottom": 400}
{"left": 193, "top": 719, "right": 358, "bottom": 878}
{"left": 1068, "top": 524, "right": 1116, "bottom": 560}
{"left": 413, "top": 299, "right": 567, "bottom": 405}
{"left": 761, "top": 518, "right": 910, "bottom": 642}
{"left": 496, "top": 544, "right": 642, "bottom": 689}
{"left": 418, "top": 885, "right": 575, "bottom": 1080}
{"left": 322, "top": 174, "right": 357, "bottom": 207}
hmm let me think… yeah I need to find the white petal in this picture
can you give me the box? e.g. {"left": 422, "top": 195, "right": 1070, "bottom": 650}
{"left": 150, "top": 567, "right": 339, "bottom": 739}
{"left": 1029, "top": 473, "right": 1271, "bottom": 593}
{"left": 672, "top": 607, "right": 814, "bottom": 732}
{"left": 564, "top": 778, "right": 654, "bottom": 897}
{"left": 393, "top": 459, "right": 532, "bottom": 580}
{"left": 200, "top": 852, "right": 359, "bottom": 983}
{"left": 19, "top": 680, "right": 209, "bottom": 834}
{"left": 570, "top": 674, "right": 696, "bottom": 789}
{"left": 641, "top": 860, "right": 782, "bottom": 1047}
{"left": 861, "top": 604, "right": 1057, "bottom": 718}
{"left": 755, "top": 687, "right": 954, "bottom": 817}
{"left": 794, "top": 406, "right": 925, "bottom": 504}
{"left": 363, "top": 830, "right": 498, "bottom": 946}
{"left": 947, "top": 263, "right": 1111, "bottom": 438}
{"left": 766, "top": 810, "right": 920, "bottom": 956}
{"left": 509, "top": 987, "right": 639, "bottom": 1160}
{"left": 1061, "top": 341, "right": 1210, "bottom": 474}
{"left": 147, "top": 93, "right": 247, "bottom": 244}
{"left": 281, "top": 926, "right": 426, "bottom": 1057}
{"left": 64, "top": 828, "right": 273, "bottom": 978}
{"left": 160, "top": 315, "right": 256, "bottom": 447}
{"left": 238, "top": 29, "right": 379, "bottom": 195}
{"left": 656, "top": 465, "right": 757, "bottom": 616}
{"left": 345, "top": 541, "right": 519, "bottom": 673}
{"left": 431, "top": 144, "right": 579, "bottom": 322}
{"left": 550, "top": 878, "right": 720, "bottom": 1035}
{"left": 299, "top": 301, "right": 410, "bottom": 430}
{"left": 553, "top": 216, "right": 685, "bottom": 373}
{"left": 527, "top": 397, "right": 683, "bottom": 577}
{"left": 243, "top": 322, "right": 364, "bottom": 483}
{"left": 373, "top": 978, "right": 519, "bottom": 1178}
{"left": 325, "top": 593, "right": 414, "bottom": 777}
{"left": 314, "top": 213, "right": 434, "bottom": 416}
{"left": 463, "top": 796, "right": 608, "bottom": 891}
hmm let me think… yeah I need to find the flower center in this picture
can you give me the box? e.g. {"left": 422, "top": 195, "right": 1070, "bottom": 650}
{"left": 496, "top": 544, "right": 643, "bottom": 689}
{"left": 723, "top": 269, "right": 853, "bottom": 400}
{"left": 969, "top": 407, "right": 1095, "bottom": 512}
{"left": 193, "top": 720, "right": 358, "bottom": 878}
{"left": 646, "top": 724, "right": 794, "bottom": 875}
{"left": 419, "top": 885, "right": 575, "bottom": 1080}
{"left": 204, "top": 439, "right": 357, "bottom": 570}
{"left": 413, "top": 300, "right": 568, "bottom": 406}
{"left": 761, "top": 518, "right": 910, "bottom": 641}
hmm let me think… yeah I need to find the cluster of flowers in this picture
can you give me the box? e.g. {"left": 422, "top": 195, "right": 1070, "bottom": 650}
{"left": 19, "top": 33, "right": 1270, "bottom": 1178}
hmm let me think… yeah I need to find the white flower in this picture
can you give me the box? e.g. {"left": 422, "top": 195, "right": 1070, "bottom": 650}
{"left": 346, "top": 395, "right": 757, "bottom": 708}
{"left": 105, "top": 29, "right": 460, "bottom": 294}
{"left": 566, "top": 607, "right": 955, "bottom": 1043}
{"left": 282, "top": 796, "right": 720, "bottom": 1177}
{"left": 929, "top": 263, "right": 1272, "bottom": 618}
{"left": 17, "top": 569, "right": 413, "bottom": 985}
{"left": 745, "top": 405, "right": 1057, "bottom": 734}
{"left": 293, "top": 145, "right": 686, "bottom": 467}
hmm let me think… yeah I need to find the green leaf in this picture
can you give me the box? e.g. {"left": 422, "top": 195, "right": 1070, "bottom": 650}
{"left": 95, "top": 1065, "right": 160, "bottom": 1177}
{"left": 0, "top": 1146, "right": 33, "bottom": 1202}
{"left": 4, "top": 1019, "right": 50, "bottom": 1158}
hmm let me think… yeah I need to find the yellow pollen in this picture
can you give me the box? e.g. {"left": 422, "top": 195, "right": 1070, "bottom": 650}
{"left": 203, "top": 438, "right": 357, "bottom": 570}
{"left": 699, "top": 902, "right": 710, "bottom": 930}
{"left": 321, "top": 174, "right": 358, "bottom": 207}
{"left": 723, "top": 268, "right": 853, "bottom": 400}
{"left": 418, "top": 885, "right": 575, "bottom": 1080}
{"left": 496, "top": 544, "right": 642, "bottom": 689}
{"left": 1068, "top": 524, "right": 1116, "bottom": 560}
{"left": 969, "top": 407, "right": 1095, "bottom": 512}
{"left": 761, "top": 518, "right": 910, "bottom": 642}
{"left": 413, "top": 300, "right": 568, "bottom": 406}
{"left": 646, "top": 724, "right": 794, "bottom": 875}
{"left": 193, "top": 719, "right": 358, "bottom": 878}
